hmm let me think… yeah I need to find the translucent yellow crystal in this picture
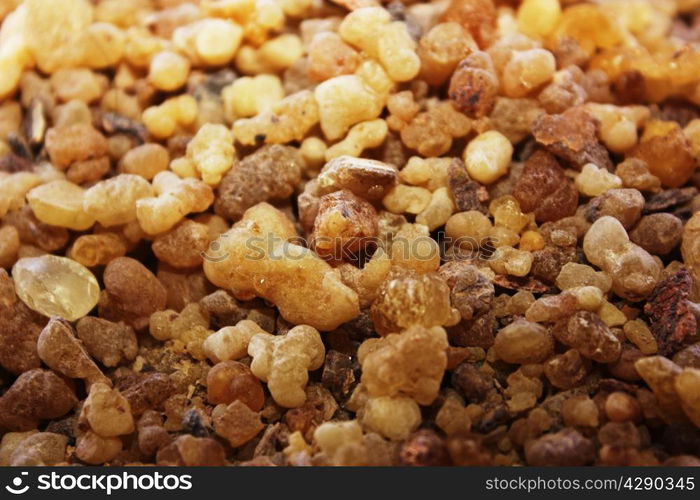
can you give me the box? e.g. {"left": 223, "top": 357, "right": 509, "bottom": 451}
{"left": 12, "top": 255, "right": 100, "bottom": 321}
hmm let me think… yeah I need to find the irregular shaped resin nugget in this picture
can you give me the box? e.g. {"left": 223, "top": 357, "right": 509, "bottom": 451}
{"left": 203, "top": 202, "right": 360, "bottom": 330}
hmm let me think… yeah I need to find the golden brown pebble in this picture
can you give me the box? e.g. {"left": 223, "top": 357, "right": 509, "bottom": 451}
{"left": 359, "top": 325, "right": 448, "bottom": 405}
{"left": 37, "top": 318, "right": 108, "bottom": 387}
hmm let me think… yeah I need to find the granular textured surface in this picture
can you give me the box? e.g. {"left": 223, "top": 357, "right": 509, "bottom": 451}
{"left": 0, "top": 0, "right": 699, "bottom": 469}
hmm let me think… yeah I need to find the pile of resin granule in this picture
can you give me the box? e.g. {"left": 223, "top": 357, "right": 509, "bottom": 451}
{"left": 3, "top": 0, "right": 700, "bottom": 467}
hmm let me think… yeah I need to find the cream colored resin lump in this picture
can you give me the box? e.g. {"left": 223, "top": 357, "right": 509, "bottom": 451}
{"left": 186, "top": 123, "right": 236, "bottom": 185}
{"left": 83, "top": 174, "right": 154, "bottom": 227}
{"left": 585, "top": 104, "right": 650, "bottom": 153}
{"left": 79, "top": 382, "right": 134, "bottom": 438}
{"left": 203, "top": 319, "right": 268, "bottom": 364}
{"left": 142, "top": 95, "right": 197, "bottom": 139}
{"left": 314, "top": 75, "right": 385, "bottom": 140}
{"left": 464, "top": 131, "right": 513, "bottom": 184}
{"left": 358, "top": 395, "right": 421, "bottom": 441}
{"left": 583, "top": 216, "right": 660, "bottom": 300}
{"left": 383, "top": 185, "right": 432, "bottom": 215}
{"left": 148, "top": 51, "right": 190, "bottom": 92}
{"left": 223, "top": 74, "right": 284, "bottom": 119}
{"left": 575, "top": 163, "right": 623, "bottom": 196}
{"left": 339, "top": 9, "right": 420, "bottom": 82}
{"left": 338, "top": 7, "right": 391, "bottom": 59}
{"left": 173, "top": 18, "right": 243, "bottom": 67}
{"left": 415, "top": 187, "right": 456, "bottom": 231}
{"left": 313, "top": 420, "right": 364, "bottom": 463}
{"left": 377, "top": 21, "right": 420, "bottom": 82}
{"left": 12, "top": 255, "right": 100, "bottom": 321}
{"left": 248, "top": 325, "right": 325, "bottom": 408}
{"left": 136, "top": 171, "right": 214, "bottom": 235}
{"left": 203, "top": 202, "right": 360, "bottom": 330}
{"left": 325, "top": 119, "right": 388, "bottom": 160}
{"left": 233, "top": 90, "right": 319, "bottom": 145}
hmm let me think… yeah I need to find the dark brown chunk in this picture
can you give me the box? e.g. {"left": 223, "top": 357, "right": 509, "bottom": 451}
{"left": 644, "top": 268, "right": 697, "bottom": 356}
{"left": 399, "top": 430, "right": 450, "bottom": 466}
{"left": 532, "top": 107, "right": 612, "bottom": 170}
{"left": 525, "top": 428, "right": 595, "bottom": 466}
{"left": 215, "top": 145, "right": 302, "bottom": 220}
{"left": 512, "top": 150, "right": 578, "bottom": 222}
{"left": 447, "top": 158, "right": 488, "bottom": 213}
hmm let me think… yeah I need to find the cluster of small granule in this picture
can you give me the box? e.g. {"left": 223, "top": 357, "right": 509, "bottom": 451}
{"left": 2, "top": 0, "right": 700, "bottom": 468}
